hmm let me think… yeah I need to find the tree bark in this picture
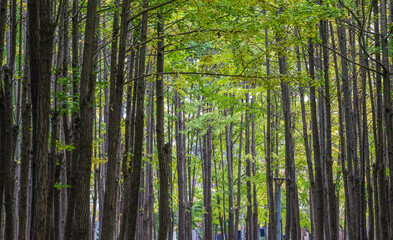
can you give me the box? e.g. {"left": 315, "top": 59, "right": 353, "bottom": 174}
{"left": 102, "top": 0, "right": 131, "bottom": 236}
{"left": 18, "top": 27, "right": 31, "bottom": 240}
{"left": 127, "top": 0, "right": 149, "bottom": 237}
{"left": 156, "top": 13, "right": 170, "bottom": 240}
{"left": 278, "top": 29, "right": 300, "bottom": 240}
{"left": 308, "top": 38, "right": 324, "bottom": 240}
{"left": 28, "top": 0, "right": 55, "bottom": 237}
{"left": 320, "top": 18, "right": 338, "bottom": 240}
{"left": 244, "top": 90, "right": 253, "bottom": 240}
{"left": 379, "top": 1, "right": 393, "bottom": 237}
{"left": 0, "top": 0, "right": 8, "bottom": 231}
{"left": 235, "top": 114, "right": 244, "bottom": 238}
{"left": 203, "top": 118, "right": 213, "bottom": 240}
{"left": 1, "top": 65, "right": 15, "bottom": 240}
{"left": 64, "top": 0, "right": 80, "bottom": 237}
{"left": 72, "top": 0, "right": 99, "bottom": 237}
{"left": 176, "top": 91, "right": 188, "bottom": 240}
{"left": 226, "top": 109, "right": 235, "bottom": 240}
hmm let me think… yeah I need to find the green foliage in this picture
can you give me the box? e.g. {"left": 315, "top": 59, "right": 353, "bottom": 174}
{"left": 54, "top": 182, "right": 71, "bottom": 190}
{"left": 56, "top": 140, "right": 75, "bottom": 151}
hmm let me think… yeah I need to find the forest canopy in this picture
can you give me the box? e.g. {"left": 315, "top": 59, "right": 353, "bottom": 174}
{"left": 0, "top": 0, "right": 392, "bottom": 239}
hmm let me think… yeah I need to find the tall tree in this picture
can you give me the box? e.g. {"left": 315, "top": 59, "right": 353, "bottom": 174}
{"left": 71, "top": 0, "right": 99, "bottom": 237}
{"left": 0, "top": 0, "right": 8, "bottom": 231}
{"left": 380, "top": 0, "right": 393, "bottom": 234}
{"left": 319, "top": 15, "right": 338, "bottom": 240}
{"left": 226, "top": 109, "right": 235, "bottom": 240}
{"left": 101, "top": 0, "right": 131, "bottom": 237}
{"left": 278, "top": 17, "right": 301, "bottom": 240}
{"left": 156, "top": 13, "right": 170, "bottom": 240}
{"left": 202, "top": 114, "right": 213, "bottom": 240}
{"left": 128, "top": 0, "right": 149, "bottom": 237}
{"left": 308, "top": 37, "right": 324, "bottom": 240}
{"left": 18, "top": 29, "right": 31, "bottom": 240}
{"left": 175, "top": 91, "right": 188, "bottom": 240}
{"left": 27, "top": 0, "right": 55, "bottom": 237}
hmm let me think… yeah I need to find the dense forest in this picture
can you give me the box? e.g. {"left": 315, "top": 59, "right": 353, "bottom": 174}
{"left": 0, "top": 0, "right": 392, "bottom": 239}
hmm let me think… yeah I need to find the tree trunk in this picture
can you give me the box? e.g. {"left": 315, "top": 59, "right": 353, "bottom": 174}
{"left": 203, "top": 119, "right": 213, "bottom": 240}
{"left": 0, "top": 0, "right": 8, "bottom": 232}
{"left": 18, "top": 27, "right": 31, "bottom": 240}
{"left": 245, "top": 91, "right": 253, "bottom": 240}
{"left": 235, "top": 114, "right": 243, "bottom": 238}
{"left": 319, "top": 16, "right": 338, "bottom": 240}
{"left": 127, "top": 0, "right": 149, "bottom": 237}
{"left": 72, "top": 0, "right": 98, "bottom": 237}
{"left": 265, "top": 24, "right": 277, "bottom": 240}
{"left": 176, "top": 91, "right": 188, "bottom": 240}
{"left": 1, "top": 64, "right": 15, "bottom": 240}
{"left": 278, "top": 29, "right": 300, "bottom": 240}
{"left": 156, "top": 13, "right": 170, "bottom": 240}
{"left": 28, "top": 0, "right": 54, "bottom": 237}
{"left": 226, "top": 109, "right": 235, "bottom": 240}
{"left": 330, "top": 21, "right": 348, "bottom": 240}
{"left": 251, "top": 99, "right": 259, "bottom": 239}
{"left": 308, "top": 38, "right": 324, "bottom": 240}
{"left": 379, "top": 1, "right": 393, "bottom": 237}
{"left": 102, "top": 0, "right": 131, "bottom": 236}
{"left": 298, "top": 43, "right": 314, "bottom": 240}
{"left": 64, "top": 0, "right": 80, "bottom": 237}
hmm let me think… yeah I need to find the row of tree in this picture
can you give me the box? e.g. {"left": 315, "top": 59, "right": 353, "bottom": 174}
{"left": 0, "top": 0, "right": 392, "bottom": 239}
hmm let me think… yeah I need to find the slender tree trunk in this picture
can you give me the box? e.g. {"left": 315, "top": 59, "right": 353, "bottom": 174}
{"left": 265, "top": 24, "right": 277, "bottom": 240}
{"left": 185, "top": 131, "right": 193, "bottom": 240}
{"left": 366, "top": 63, "right": 375, "bottom": 240}
{"left": 235, "top": 114, "right": 243, "bottom": 237}
{"left": 359, "top": 34, "right": 370, "bottom": 240}
{"left": 176, "top": 91, "right": 188, "bottom": 240}
{"left": 128, "top": 0, "right": 149, "bottom": 237}
{"left": 124, "top": 43, "right": 139, "bottom": 240}
{"left": 371, "top": 2, "right": 386, "bottom": 238}
{"left": 28, "top": 0, "right": 54, "bottom": 237}
{"left": 72, "top": 0, "right": 98, "bottom": 237}
{"left": 143, "top": 80, "right": 154, "bottom": 240}
{"left": 2, "top": 1, "right": 18, "bottom": 237}
{"left": 226, "top": 109, "right": 235, "bottom": 240}
{"left": 278, "top": 29, "right": 300, "bottom": 240}
{"left": 0, "top": 0, "right": 8, "bottom": 232}
{"left": 319, "top": 18, "right": 338, "bottom": 240}
{"left": 308, "top": 38, "right": 324, "bottom": 240}
{"left": 46, "top": 64, "right": 60, "bottom": 240}
{"left": 330, "top": 21, "right": 348, "bottom": 240}
{"left": 64, "top": 0, "right": 80, "bottom": 237}
{"left": 349, "top": 27, "right": 361, "bottom": 240}
{"left": 156, "top": 13, "right": 170, "bottom": 240}
{"left": 1, "top": 64, "right": 15, "bottom": 240}
{"left": 251, "top": 101, "right": 259, "bottom": 239}
{"left": 59, "top": 1, "right": 70, "bottom": 237}
{"left": 0, "top": 0, "right": 7, "bottom": 70}
{"left": 220, "top": 133, "right": 227, "bottom": 240}
{"left": 216, "top": 141, "right": 225, "bottom": 239}
{"left": 167, "top": 93, "right": 174, "bottom": 240}
{"left": 18, "top": 27, "right": 31, "bottom": 240}
{"left": 203, "top": 118, "right": 213, "bottom": 240}
{"left": 102, "top": 0, "right": 130, "bottom": 236}
{"left": 379, "top": 1, "right": 393, "bottom": 237}
{"left": 298, "top": 44, "right": 314, "bottom": 240}
{"left": 101, "top": 7, "right": 120, "bottom": 239}
{"left": 245, "top": 91, "right": 253, "bottom": 240}
{"left": 119, "top": 33, "right": 135, "bottom": 240}
{"left": 337, "top": 14, "right": 360, "bottom": 240}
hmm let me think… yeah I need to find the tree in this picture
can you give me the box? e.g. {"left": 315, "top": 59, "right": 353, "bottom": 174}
{"left": 4, "top": 0, "right": 393, "bottom": 239}
{"left": 71, "top": 0, "right": 99, "bottom": 237}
